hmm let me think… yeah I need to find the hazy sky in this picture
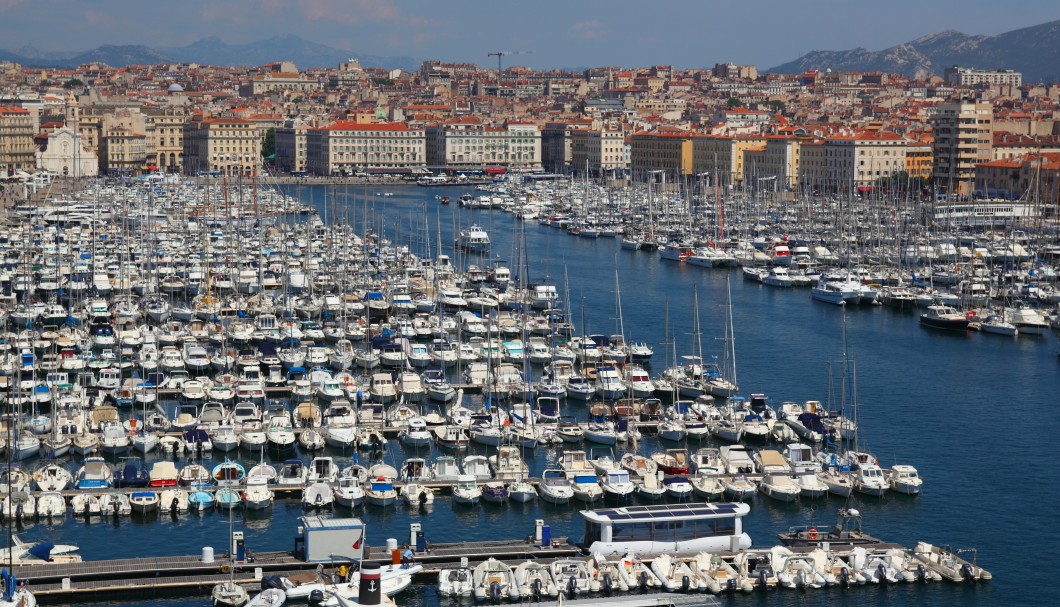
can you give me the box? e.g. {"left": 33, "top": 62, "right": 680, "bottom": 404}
{"left": 1, "top": 0, "right": 1056, "bottom": 68}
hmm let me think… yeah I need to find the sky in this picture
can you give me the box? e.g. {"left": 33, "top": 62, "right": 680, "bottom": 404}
{"left": 0, "top": 0, "right": 1057, "bottom": 69}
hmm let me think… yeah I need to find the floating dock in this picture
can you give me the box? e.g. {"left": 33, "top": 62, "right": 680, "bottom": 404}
{"left": 15, "top": 536, "right": 581, "bottom": 603}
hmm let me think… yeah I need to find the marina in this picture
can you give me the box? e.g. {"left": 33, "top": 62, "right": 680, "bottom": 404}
{"left": 0, "top": 175, "right": 1057, "bottom": 607}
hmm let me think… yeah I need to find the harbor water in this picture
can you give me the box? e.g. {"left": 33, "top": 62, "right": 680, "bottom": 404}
{"left": 11, "top": 184, "right": 1060, "bottom": 607}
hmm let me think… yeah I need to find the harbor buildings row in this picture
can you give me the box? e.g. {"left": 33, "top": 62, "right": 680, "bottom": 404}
{"left": 1, "top": 56, "right": 1059, "bottom": 201}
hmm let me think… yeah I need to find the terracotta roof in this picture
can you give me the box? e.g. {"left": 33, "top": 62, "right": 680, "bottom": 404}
{"left": 325, "top": 121, "right": 410, "bottom": 132}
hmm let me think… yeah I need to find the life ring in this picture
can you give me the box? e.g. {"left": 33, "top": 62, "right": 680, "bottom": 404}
{"left": 807, "top": 528, "right": 819, "bottom": 540}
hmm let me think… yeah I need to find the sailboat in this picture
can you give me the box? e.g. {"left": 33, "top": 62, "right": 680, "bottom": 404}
{"left": 2, "top": 384, "right": 37, "bottom": 607}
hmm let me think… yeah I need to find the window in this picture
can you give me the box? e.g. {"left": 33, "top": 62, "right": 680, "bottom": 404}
{"left": 584, "top": 522, "right": 601, "bottom": 546}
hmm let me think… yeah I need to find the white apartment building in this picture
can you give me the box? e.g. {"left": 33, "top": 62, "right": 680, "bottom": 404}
{"left": 305, "top": 121, "right": 425, "bottom": 175}
{"left": 426, "top": 118, "right": 541, "bottom": 170}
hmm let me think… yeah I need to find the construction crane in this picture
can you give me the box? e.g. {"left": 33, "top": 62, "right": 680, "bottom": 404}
{"left": 487, "top": 50, "right": 532, "bottom": 91}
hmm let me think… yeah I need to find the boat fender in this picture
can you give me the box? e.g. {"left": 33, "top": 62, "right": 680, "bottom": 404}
{"left": 602, "top": 573, "right": 613, "bottom": 596}
{"left": 840, "top": 567, "right": 850, "bottom": 588}
{"left": 680, "top": 574, "right": 691, "bottom": 593}
{"left": 638, "top": 570, "right": 649, "bottom": 591}
{"left": 567, "top": 575, "right": 577, "bottom": 598}
{"left": 531, "top": 577, "right": 542, "bottom": 600}
{"left": 488, "top": 581, "right": 502, "bottom": 604}
{"left": 960, "top": 563, "right": 975, "bottom": 582}
{"left": 916, "top": 564, "right": 927, "bottom": 583}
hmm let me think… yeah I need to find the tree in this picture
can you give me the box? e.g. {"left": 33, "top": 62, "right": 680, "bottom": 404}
{"left": 261, "top": 127, "right": 276, "bottom": 159}
{"left": 767, "top": 99, "right": 786, "bottom": 112}
{"left": 725, "top": 97, "right": 742, "bottom": 108}
{"left": 62, "top": 78, "right": 84, "bottom": 89}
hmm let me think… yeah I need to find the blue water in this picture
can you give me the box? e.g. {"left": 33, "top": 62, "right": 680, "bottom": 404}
{"left": 15, "top": 185, "right": 1060, "bottom": 606}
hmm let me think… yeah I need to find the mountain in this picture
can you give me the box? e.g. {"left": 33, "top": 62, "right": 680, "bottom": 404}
{"left": 767, "top": 19, "right": 1060, "bottom": 83}
{"left": 67, "top": 45, "right": 173, "bottom": 68}
{"left": 0, "top": 35, "right": 416, "bottom": 71}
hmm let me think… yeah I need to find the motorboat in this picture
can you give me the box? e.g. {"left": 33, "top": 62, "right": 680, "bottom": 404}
{"left": 399, "top": 417, "right": 433, "bottom": 448}
{"left": 35, "top": 491, "right": 65, "bottom": 518}
{"left": 690, "top": 470, "right": 725, "bottom": 500}
{"left": 160, "top": 489, "right": 189, "bottom": 514}
{"left": 364, "top": 476, "right": 398, "bottom": 507}
{"left": 571, "top": 473, "right": 603, "bottom": 503}
{"left": 538, "top": 469, "right": 574, "bottom": 504}
{"left": 919, "top": 305, "right": 970, "bottom": 330}
{"left": 302, "top": 481, "right": 335, "bottom": 511}
{"left": 514, "top": 560, "right": 559, "bottom": 599}
{"left": 650, "top": 553, "right": 703, "bottom": 592}
{"left": 600, "top": 469, "right": 636, "bottom": 502}
{"left": 615, "top": 553, "right": 662, "bottom": 590}
{"left": 549, "top": 559, "right": 594, "bottom": 596}
{"left": 452, "top": 475, "right": 482, "bottom": 505}
{"left": 472, "top": 558, "right": 520, "bottom": 602}
{"left": 243, "top": 477, "right": 274, "bottom": 510}
{"left": 772, "top": 547, "right": 828, "bottom": 589}
{"left": 689, "top": 551, "right": 754, "bottom": 592}
{"left": 71, "top": 493, "right": 100, "bottom": 517}
{"left": 401, "top": 482, "right": 435, "bottom": 507}
{"left": 333, "top": 474, "right": 364, "bottom": 508}
{"left": 854, "top": 463, "right": 891, "bottom": 496}
{"left": 759, "top": 474, "right": 801, "bottom": 502}
{"left": 129, "top": 490, "right": 160, "bottom": 514}
{"left": 433, "top": 425, "right": 469, "bottom": 450}
{"left": 437, "top": 565, "right": 474, "bottom": 597}
{"left": 888, "top": 464, "right": 923, "bottom": 495}
{"left": 912, "top": 542, "right": 992, "bottom": 582}
{"left": 97, "top": 492, "right": 132, "bottom": 516}
{"left": 75, "top": 457, "right": 113, "bottom": 489}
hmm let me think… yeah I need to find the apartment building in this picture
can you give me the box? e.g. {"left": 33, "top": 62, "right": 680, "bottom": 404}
{"left": 426, "top": 118, "right": 541, "bottom": 170}
{"left": 691, "top": 135, "right": 767, "bottom": 188}
{"left": 275, "top": 125, "right": 309, "bottom": 173}
{"left": 0, "top": 105, "right": 35, "bottom": 177}
{"left": 541, "top": 121, "right": 591, "bottom": 173}
{"left": 742, "top": 136, "right": 801, "bottom": 191}
{"left": 944, "top": 66, "right": 1022, "bottom": 87}
{"left": 932, "top": 101, "right": 993, "bottom": 196}
{"left": 629, "top": 130, "right": 694, "bottom": 179}
{"left": 183, "top": 117, "right": 261, "bottom": 176}
{"left": 144, "top": 110, "right": 184, "bottom": 172}
{"left": 306, "top": 121, "right": 425, "bottom": 175}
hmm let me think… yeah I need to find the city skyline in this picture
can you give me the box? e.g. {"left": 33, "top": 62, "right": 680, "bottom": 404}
{"left": 0, "top": 0, "right": 1056, "bottom": 70}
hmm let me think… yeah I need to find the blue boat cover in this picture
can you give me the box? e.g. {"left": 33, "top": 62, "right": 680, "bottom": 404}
{"left": 27, "top": 541, "right": 54, "bottom": 561}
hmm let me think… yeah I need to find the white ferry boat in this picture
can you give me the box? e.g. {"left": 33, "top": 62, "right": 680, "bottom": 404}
{"left": 581, "top": 501, "right": 752, "bottom": 557}
{"left": 928, "top": 201, "right": 1037, "bottom": 227}
{"left": 455, "top": 225, "right": 490, "bottom": 253}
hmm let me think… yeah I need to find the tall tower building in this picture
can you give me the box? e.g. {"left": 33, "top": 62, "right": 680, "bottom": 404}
{"left": 931, "top": 100, "right": 992, "bottom": 197}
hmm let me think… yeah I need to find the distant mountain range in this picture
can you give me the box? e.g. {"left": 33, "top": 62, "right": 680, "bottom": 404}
{"left": 0, "top": 34, "right": 417, "bottom": 71}
{"left": 768, "top": 19, "right": 1060, "bottom": 83}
